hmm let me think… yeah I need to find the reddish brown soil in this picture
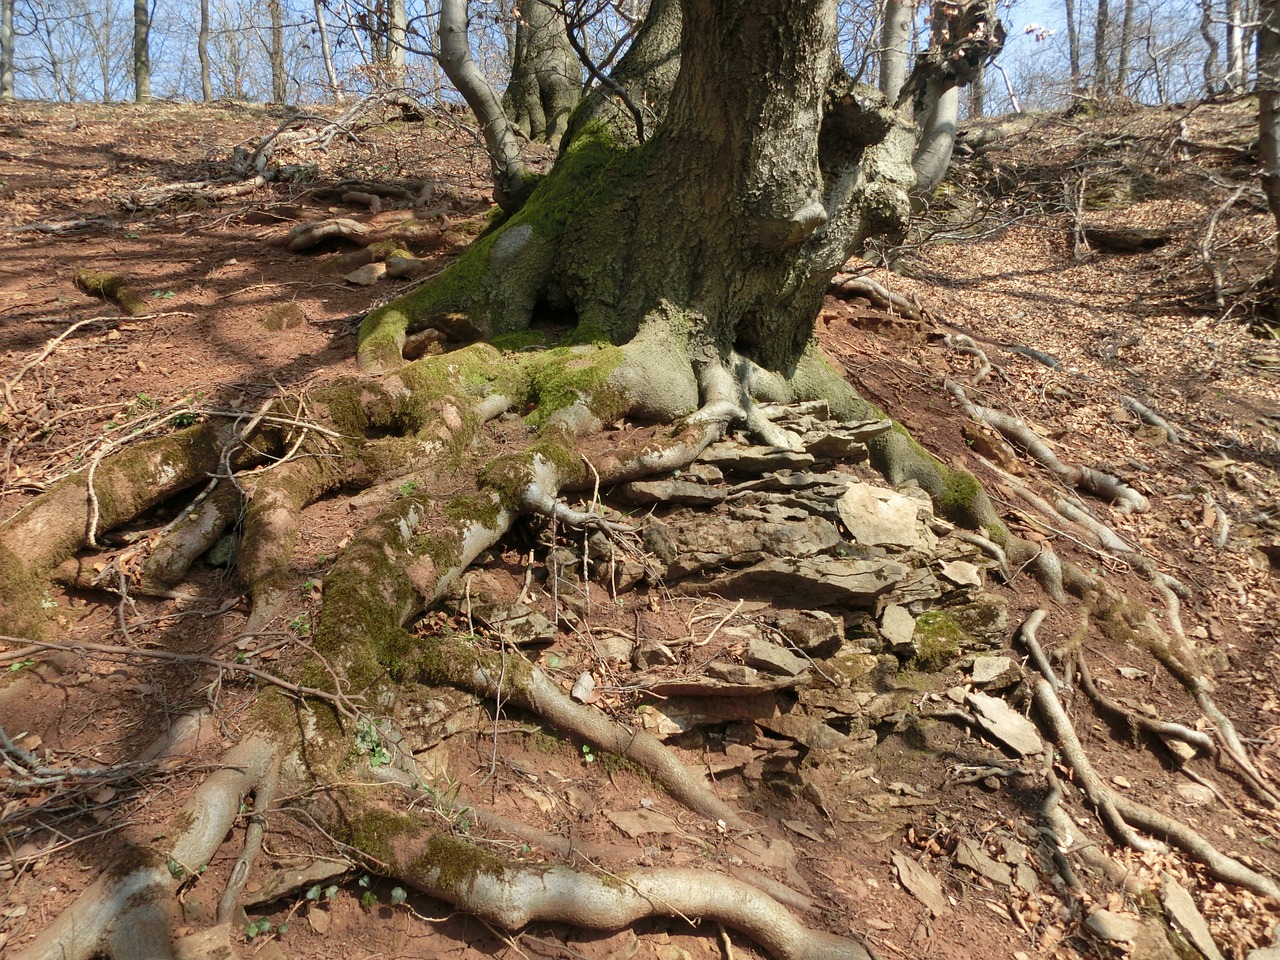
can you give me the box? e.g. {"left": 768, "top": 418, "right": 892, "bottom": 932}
{"left": 1, "top": 98, "right": 1278, "bottom": 960}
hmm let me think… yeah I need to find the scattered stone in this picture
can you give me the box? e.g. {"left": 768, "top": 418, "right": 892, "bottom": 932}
{"left": 606, "top": 808, "right": 683, "bottom": 837}
{"left": 701, "top": 443, "right": 817, "bottom": 474}
{"left": 205, "top": 534, "right": 238, "bottom": 568}
{"left": 385, "top": 254, "right": 429, "bottom": 279}
{"left": 1112, "top": 775, "right": 1132, "bottom": 789}
{"left": 767, "top": 609, "right": 845, "bottom": 657}
{"left": 940, "top": 560, "right": 983, "bottom": 588}
{"left": 707, "top": 662, "right": 759, "bottom": 684}
{"left": 633, "top": 640, "right": 678, "bottom": 670}
{"left": 570, "top": 672, "right": 595, "bottom": 703}
{"left": 1161, "top": 875, "right": 1226, "bottom": 960}
{"left": 1085, "top": 910, "right": 1144, "bottom": 943}
{"left": 838, "top": 482, "right": 930, "bottom": 549}
{"left": 344, "top": 262, "right": 387, "bottom": 285}
{"left": 1163, "top": 736, "right": 1199, "bottom": 764}
{"left": 947, "top": 596, "right": 1010, "bottom": 650}
{"left": 879, "top": 604, "right": 916, "bottom": 653}
{"left": 174, "top": 924, "right": 236, "bottom": 960}
{"left": 595, "top": 634, "right": 635, "bottom": 664}
{"left": 970, "top": 655, "right": 1015, "bottom": 686}
{"left": 1012, "top": 861, "right": 1039, "bottom": 894}
{"left": 892, "top": 852, "right": 951, "bottom": 917}
{"left": 476, "top": 602, "right": 556, "bottom": 647}
{"left": 757, "top": 713, "right": 848, "bottom": 750}
{"left": 966, "top": 691, "right": 1043, "bottom": 756}
{"left": 744, "top": 638, "right": 808, "bottom": 677}
{"left": 613, "top": 479, "right": 725, "bottom": 506}
{"left": 954, "top": 838, "right": 1011, "bottom": 886}
{"left": 690, "top": 556, "right": 907, "bottom": 607}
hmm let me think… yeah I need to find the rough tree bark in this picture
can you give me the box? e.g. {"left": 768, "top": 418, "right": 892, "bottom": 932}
{"left": 1228, "top": 0, "right": 1247, "bottom": 91}
{"left": 1114, "top": 0, "right": 1133, "bottom": 96}
{"left": 1093, "top": 0, "right": 1111, "bottom": 95}
{"left": 313, "top": 0, "right": 341, "bottom": 95}
{"left": 1, "top": 0, "right": 15, "bottom": 101}
{"left": 1064, "top": 0, "right": 1082, "bottom": 88}
{"left": 267, "top": 0, "right": 286, "bottom": 103}
{"left": 198, "top": 0, "right": 212, "bottom": 102}
{"left": 133, "top": 0, "right": 150, "bottom": 103}
{"left": 879, "top": 0, "right": 913, "bottom": 101}
{"left": 1201, "top": 0, "right": 1222, "bottom": 94}
{"left": 503, "top": 0, "right": 580, "bottom": 148}
{"left": 1259, "top": 0, "right": 1280, "bottom": 296}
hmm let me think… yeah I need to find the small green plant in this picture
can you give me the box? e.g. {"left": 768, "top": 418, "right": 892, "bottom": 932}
{"left": 244, "top": 917, "right": 272, "bottom": 939}
{"left": 8, "top": 658, "right": 37, "bottom": 673}
{"left": 150, "top": 289, "right": 176, "bottom": 299}
{"left": 358, "top": 873, "right": 378, "bottom": 909}
{"left": 306, "top": 883, "right": 340, "bottom": 902}
{"left": 356, "top": 719, "right": 392, "bottom": 768}
{"left": 396, "top": 480, "right": 418, "bottom": 497}
{"left": 581, "top": 743, "right": 596, "bottom": 764}
{"left": 301, "top": 579, "right": 316, "bottom": 596}
{"left": 390, "top": 887, "right": 407, "bottom": 905}
{"left": 288, "top": 613, "right": 311, "bottom": 637}
{"left": 40, "top": 595, "right": 58, "bottom": 611}
{"left": 135, "top": 392, "right": 159, "bottom": 410}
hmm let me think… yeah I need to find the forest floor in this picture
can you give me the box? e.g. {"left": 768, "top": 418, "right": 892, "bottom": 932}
{"left": 1, "top": 96, "right": 1278, "bottom": 960}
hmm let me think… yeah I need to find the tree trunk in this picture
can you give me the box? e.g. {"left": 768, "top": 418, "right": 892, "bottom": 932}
{"left": 366, "top": 0, "right": 1001, "bottom": 384}
{"left": 1259, "top": 0, "right": 1280, "bottom": 295}
{"left": 1093, "top": 0, "right": 1110, "bottom": 96}
{"left": 1200, "top": 0, "right": 1221, "bottom": 93}
{"left": 503, "top": 0, "right": 580, "bottom": 148}
{"left": 1228, "top": 0, "right": 1246, "bottom": 92}
{"left": 1114, "top": 0, "right": 1133, "bottom": 96}
{"left": 0, "top": 0, "right": 11, "bottom": 102}
{"left": 268, "top": 0, "right": 286, "bottom": 103}
{"left": 1064, "top": 0, "right": 1081, "bottom": 87}
{"left": 969, "top": 59, "right": 986, "bottom": 117}
{"left": 879, "top": 0, "right": 912, "bottom": 101}
{"left": 199, "top": 0, "right": 212, "bottom": 102}
{"left": 133, "top": 0, "right": 150, "bottom": 102}
{"left": 389, "top": 0, "right": 407, "bottom": 82}
{"left": 314, "top": 0, "right": 340, "bottom": 97}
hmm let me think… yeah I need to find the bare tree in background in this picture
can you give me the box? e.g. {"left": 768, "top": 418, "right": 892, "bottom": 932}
{"left": 198, "top": 0, "right": 212, "bottom": 100}
{"left": 880, "top": 0, "right": 913, "bottom": 99}
{"left": 1200, "top": 0, "right": 1221, "bottom": 92}
{"left": 313, "top": 0, "right": 340, "bottom": 94}
{"left": 133, "top": 0, "right": 150, "bottom": 101}
{"left": 1227, "top": 0, "right": 1246, "bottom": 90}
{"left": 1115, "top": 0, "right": 1134, "bottom": 94}
{"left": 1259, "top": 0, "right": 1280, "bottom": 296}
{"left": 503, "top": 0, "right": 580, "bottom": 147}
{"left": 1, "top": 0, "right": 15, "bottom": 100}
{"left": 1093, "top": 0, "right": 1111, "bottom": 93}
{"left": 267, "top": 0, "right": 286, "bottom": 101}
{"left": 1064, "top": 0, "right": 1082, "bottom": 87}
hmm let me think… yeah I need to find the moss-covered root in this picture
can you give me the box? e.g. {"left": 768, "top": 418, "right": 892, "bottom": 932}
{"left": 74, "top": 270, "right": 147, "bottom": 317}
{"left": 398, "top": 835, "right": 874, "bottom": 960}
{"left": 13, "top": 734, "right": 277, "bottom": 960}
{"left": 239, "top": 458, "right": 341, "bottom": 630}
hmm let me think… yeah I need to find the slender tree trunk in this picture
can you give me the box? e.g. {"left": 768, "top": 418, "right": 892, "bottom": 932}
{"left": 1114, "top": 0, "right": 1134, "bottom": 96}
{"left": 1258, "top": 0, "right": 1280, "bottom": 294}
{"left": 1064, "top": 0, "right": 1081, "bottom": 87}
{"left": 0, "top": 0, "right": 11, "bottom": 102}
{"left": 879, "top": 0, "right": 912, "bottom": 100}
{"left": 1200, "top": 0, "right": 1221, "bottom": 94}
{"left": 268, "top": 0, "right": 286, "bottom": 102}
{"left": 438, "top": 0, "right": 531, "bottom": 209}
{"left": 1228, "top": 0, "right": 1246, "bottom": 91}
{"left": 133, "top": 0, "right": 151, "bottom": 102}
{"left": 314, "top": 0, "right": 340, "bottom": 96}
{"left": 504, "top": 0, "right": 580, "bottom": 148}
{"left": 199, "top": 0, "right": 212, "bottom": 102}
{"left": 1093, "top": 0, "right": 1110, "bottom": 95}
{"left": 969, "top": 59, "right": 986, "bottom": 117}
{"left": 389, "top": 0, "right": 406, "bottom": 82}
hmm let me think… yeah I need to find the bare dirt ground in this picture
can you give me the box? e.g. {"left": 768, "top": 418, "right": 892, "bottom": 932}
{"left": 1, "top": 97, "right": 1279, "bottom": 960}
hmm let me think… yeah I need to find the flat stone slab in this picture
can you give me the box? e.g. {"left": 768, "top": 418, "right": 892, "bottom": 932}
{"left": 838, "top": 482, "right": 925, "bottom": 549}
{"left": 1161, "top": 876, "right": 1226, "bottom": 960}
{"left": 686, "top": 556, "right": 907, "bottom": 608}
{"left": 966, "top": 691, "right": 1043, "bottom": 756}
{"left": 701, "top": 443, "right": 817, "bottom": 474}
{"left": 612, "top": 479, "right": 726, "bottom": 506}
{"left": 880, "top": 603, "right": 916, "bottom": 651}
{"left": 971, "top": 655, "right": 1015, "bottom": 686}
{"left": 744, "top": 638, "right": 809, "bottom": 677}
{"left": 1085, "top": 910, "right": 1144, "bottom": 943}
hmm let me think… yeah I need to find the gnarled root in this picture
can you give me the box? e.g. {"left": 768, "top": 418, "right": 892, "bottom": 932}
{"left": 14, "top": 734, "right": 278, "bottom": 960}
{"left": 395, "top": 832, "right": 876, "bottom": 960}
{"left": 1016, "top": 612, "right": 1280, "bottom": 899}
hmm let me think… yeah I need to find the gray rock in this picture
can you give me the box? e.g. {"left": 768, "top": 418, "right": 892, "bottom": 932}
{"left": 596, "top": 634, "right": 635, "bottom": 664}
{"left": 688, "top": 556, "right": 907, "bottom": 608}
{"left": 948, "top": 595, "right": 1010, "bottom": 650}
{"left": 880, "top": 604, "right": 917, "bottom": 653}
{"left": 757, "top": 713, "right": 848, "bottom": 750}
{"left": 633, "top": 640, "right": 678, "bottom": 670}
{"left": 838, "top": 482, "right": 928, "bottom": 549}
{"left": 707, "top": 662, "right": 759, "bottom": 684}
{"left": 971, "top": 655, "right": 1015, "bottom": 686}
{"left": 1085, "top": 910, "right": 1144, "bottom": 943}
{"left": 744, "top": 638, "right": 809, "bottom": 677}
{"left": 1174, "top": 782, "right": 1215, "bottom": 806}
{"left": 648, "top": 511, "right": 842, "bottom": 581}
{"left": 612, "top": 479, "right": 726, "bottom": 506}
{"left": 344, "top": 262, "right": 387, "bottom": 285}
{"left": 940, "top": 560, "right": 983, "bottom": 588}
{"left": 966, "top": 691, "right": 1043, "bottom": 756}
{"left": 477, "top": 602, "right": 556, "bottom": 647}
{"left": 767, "top": 609, "right": 845, "bottom": 657}
{"left": 1161, "top": 876, "right": 1226, "bottom": 960}
{"left": 954, "top": 838, "right": 1011, "bottom": 885}
{"left": 701, "top": 442, "right": 817, "bottom": 474}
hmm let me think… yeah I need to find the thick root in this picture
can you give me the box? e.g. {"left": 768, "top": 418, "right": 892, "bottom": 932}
{"left": 14, "top": 735, "right": 278, "bottom": 960}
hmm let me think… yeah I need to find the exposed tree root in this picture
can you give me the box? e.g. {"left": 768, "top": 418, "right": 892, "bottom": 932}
{"left": 1017, "top": 611, "right": 1280, "bottom": 899}
{"left": 948, "top": 380, "right": 1149, "bottom": 513}
{"left": 13, "top": 735, "right": 277, "bottom": 960}
{"left": 1075, "top": 653, "right": 1216, "bottom": 757}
